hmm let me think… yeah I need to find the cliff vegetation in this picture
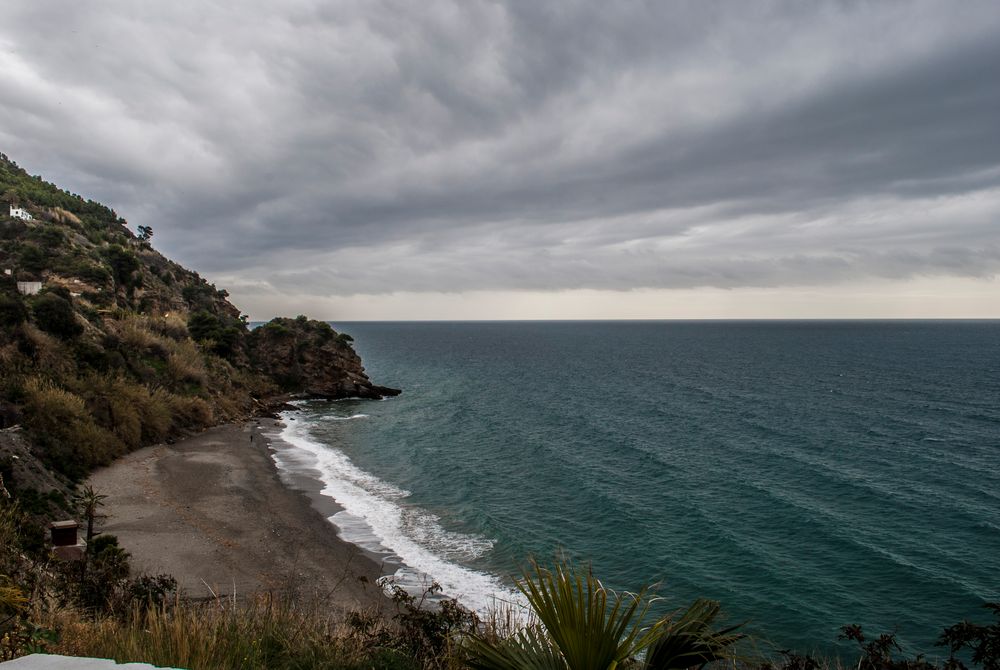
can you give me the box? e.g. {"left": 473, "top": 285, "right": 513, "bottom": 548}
{"left": 0, "top": 152, "right": 397, "bottom": 513}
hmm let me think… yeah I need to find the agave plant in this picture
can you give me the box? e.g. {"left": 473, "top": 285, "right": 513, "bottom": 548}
{"left": 465, "top": 560, "right": 745, "bottom": 670}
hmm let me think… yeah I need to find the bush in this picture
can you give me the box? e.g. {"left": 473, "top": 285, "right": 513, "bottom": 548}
{"left": 261, "top": 321, "right": 291, "bottom": 337}
{"left": 181, "top": 283, "right": 215, "bottom": 310}
{"left": 145, "top": 314, "right": 188, "bottom": 341}
{"left": 165, "top": 340, "right": 207, "bottom": 386}
{"left": 20, "top": 378, "right": 123, "bottom": 479}
{"left": 28, "top": 225, "right": 65, "bottom": 250}
{"left": 116, "top": 318, "right": 169, "bottom": 358}
{"left": 187, "top": 311, "right": 241, "bottom": 358}
{"left": 103, "top": 245, "right": 140, "bottom": 289}
{"left": 165, "top": 394, "right": 213, "bottom": 429}
{"left": 79, "top": 377, "right": 174, "bottom": 449}
{"left": 30, "top": 293, "right": 83, "bottom": 339}
{"left": 74, "top": 262, "right": 112, "bottom": 285}
{"left": 16, "top": 244, "right": 47, "bottom": 273}
{"left": 0, "top": 293, "right": 27, "bottom": 329}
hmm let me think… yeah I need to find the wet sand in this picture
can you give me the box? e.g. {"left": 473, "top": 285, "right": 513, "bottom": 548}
{"left": 87, "top": 421, "right": 388, "bottom": 613}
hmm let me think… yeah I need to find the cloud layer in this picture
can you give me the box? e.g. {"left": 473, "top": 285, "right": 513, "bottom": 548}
{"left": 1, "top": 1, "right": 998, "bottom": 315}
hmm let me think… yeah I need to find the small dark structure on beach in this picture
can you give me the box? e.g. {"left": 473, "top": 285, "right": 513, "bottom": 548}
{"left": 50, "top": 520, "right": 86, "bottom": 561}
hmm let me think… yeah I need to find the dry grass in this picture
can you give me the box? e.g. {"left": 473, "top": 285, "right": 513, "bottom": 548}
{"left": 165, "top": 394, "right": 214, "bottom": 428}
{"left": 44, "top": 595, "right": 410, "bottom": 670}
{"left": 165, "top": 339, "right": 208, "bottom": 386}
{"left": 114, "top": 317, "right": 171, "bottom": 358}
{"left": 148, "top": 313, "right": 190, "bottom": 341}
{"left": 48, "top": 207, "right": 82, "bottom": 225}
{"left": 19, "top": 323, "right": 72, "bottom": 376}
{"left": 0, "top": 342, "right": 21, "bottom": 368}
{"left": 21, "top": 377, "right": 125, "bottom": 473}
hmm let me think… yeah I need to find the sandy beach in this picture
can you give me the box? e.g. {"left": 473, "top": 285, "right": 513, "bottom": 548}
{"left": 87, "top": 421, "right": 388, "bottom": 614}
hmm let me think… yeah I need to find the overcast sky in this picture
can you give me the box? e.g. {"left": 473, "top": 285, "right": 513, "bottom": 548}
{"left": 2, "top": 1, "right": 999, "bottom": 319}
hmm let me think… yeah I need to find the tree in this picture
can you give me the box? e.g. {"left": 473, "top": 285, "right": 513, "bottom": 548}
{"left": 136, "top": 225, "right": 153, "bottom": 243}
{"left": 73, "top": 484, "right": 107, "bottom": 546}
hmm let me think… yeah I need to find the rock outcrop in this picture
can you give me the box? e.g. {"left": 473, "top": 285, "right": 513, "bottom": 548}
{"left": 247, "top": 316, "right": 401, "bottom": 400}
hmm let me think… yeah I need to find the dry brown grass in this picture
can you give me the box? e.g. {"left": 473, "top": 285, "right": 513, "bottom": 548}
{"left": 47, "top": 207, "right": 82, "bottom": 225}
{"left": 43, "top": 595, "right": 406, "bottom": 670}
{"left": 166, "top": 394, "right": 214, "bottom": 428}
{"left": 19, "top": 323, "right": 72, "bottom": 376}
{"left": 165, "top": 339, "right": 208, "bottom": 386}
{"left": 21, "top": 377, "right": 125, "bottom": 473}
{"left": 114, "top": 317, "right": 170, "bottom": 358}
{"left": 148, "top": 313, "right": 190, "bottom": 341}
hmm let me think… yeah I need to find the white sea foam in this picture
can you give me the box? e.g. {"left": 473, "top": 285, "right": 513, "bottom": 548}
{"left": 275, "top": 412, "right": 525, "bottom": 615}
{"left": 321, "top": 413, "right": 369, "bottom": 421}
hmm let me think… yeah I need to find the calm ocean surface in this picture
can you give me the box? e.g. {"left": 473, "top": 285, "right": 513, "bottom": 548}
{"left": 274, "top": 321, "right": 1000, "bottom": 655}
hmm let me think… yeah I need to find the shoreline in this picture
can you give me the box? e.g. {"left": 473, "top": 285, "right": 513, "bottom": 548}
{"left": 88, "top": 421, "right": 390, "bottom": 614}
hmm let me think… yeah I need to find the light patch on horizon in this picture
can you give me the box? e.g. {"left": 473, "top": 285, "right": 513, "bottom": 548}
{"left": 223, "top": 277, "right": 1000, "bottom": 322}
{"left": 1, "top": 1, "right": 999, "bottom": 319}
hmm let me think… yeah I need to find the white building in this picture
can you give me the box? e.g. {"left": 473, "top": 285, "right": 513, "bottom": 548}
{"left": 16, "top": 281, "right": 42, "bottom": 295}
{"left": 9, "top": 205, "right": 32, "bottom": 221}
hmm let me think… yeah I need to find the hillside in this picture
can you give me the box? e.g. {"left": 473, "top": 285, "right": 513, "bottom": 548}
{"left": 0, "top": 152, "right": 398, "bottom": 515}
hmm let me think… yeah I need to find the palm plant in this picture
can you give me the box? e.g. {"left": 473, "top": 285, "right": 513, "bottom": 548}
{"left": 465, "top": 560, "right": 745, "bottom": 670}
{"left": 73, "top": 484, "right": 107, "bottom": 545}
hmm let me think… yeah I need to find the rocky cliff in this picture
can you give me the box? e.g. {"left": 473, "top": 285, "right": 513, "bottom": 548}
{"left": 247, "top": 317, "right": 400, "bottom": 400}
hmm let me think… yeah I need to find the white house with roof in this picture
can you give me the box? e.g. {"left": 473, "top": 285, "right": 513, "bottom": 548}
{"left": 9, "top": 205, "right": 32, "bottom": 221}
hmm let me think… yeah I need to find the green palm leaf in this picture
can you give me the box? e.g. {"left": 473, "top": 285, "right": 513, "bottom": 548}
{"left": 466, "top": 625, "right": 569, "bottom": 670}
{"left": 465, "top": 561, "right": 746, "bottom": 670}
{"left": 643, "top": 598, "right": 746, "bottom": 670}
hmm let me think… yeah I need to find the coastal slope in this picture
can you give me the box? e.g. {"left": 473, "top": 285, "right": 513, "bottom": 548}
{"left": 0, "top": 151, "right": 398, "bottom": 516}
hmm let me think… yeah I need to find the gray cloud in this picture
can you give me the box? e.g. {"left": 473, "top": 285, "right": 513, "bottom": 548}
{"left": 1, "top": 0, "right": 999, "bottom": 306}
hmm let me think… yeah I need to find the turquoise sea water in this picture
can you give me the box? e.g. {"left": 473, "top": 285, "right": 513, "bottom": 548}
{"left": 276, "top": 321, "right": 1000, "bottom": 656}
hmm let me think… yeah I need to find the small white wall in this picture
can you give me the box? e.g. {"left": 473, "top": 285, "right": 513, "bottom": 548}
{"left": 16, "top": 281, "right": 42, "bottom": 295}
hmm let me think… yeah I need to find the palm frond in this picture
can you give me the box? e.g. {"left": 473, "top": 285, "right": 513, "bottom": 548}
{"left": 466, "top": 625, "right": 569, "bottom": 670}
{"left": 643, "top": 598, "right": 746, "bottom": 670}
{"left": 515, "top": 559, "right": 664, "bottom": 670}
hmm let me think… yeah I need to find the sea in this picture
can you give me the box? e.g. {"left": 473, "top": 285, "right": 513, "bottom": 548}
{"left": 268, "top": 320, "right": 1000, "bottom": 657}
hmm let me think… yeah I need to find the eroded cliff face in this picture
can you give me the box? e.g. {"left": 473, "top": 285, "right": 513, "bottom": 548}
{"left": 247, "top": 317, "right": 401, "bottom": 400}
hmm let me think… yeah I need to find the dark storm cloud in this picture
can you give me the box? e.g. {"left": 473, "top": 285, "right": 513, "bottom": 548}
{"left": 1, "top": 0, "right": 999, "bottom": 297}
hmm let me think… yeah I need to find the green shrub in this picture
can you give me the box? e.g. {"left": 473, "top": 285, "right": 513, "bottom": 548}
{"left": 28, "top": 225, "right": 65, "bottom": 250}
{"left": 260, "top": 321, "right": 291, "bottom": 337}
{"left": 103, "top": 245, "right": 140, "bottom": 288}
{"left": 187, "top": 312, "right": 241, "bottom": 358}
{"left": 30, "top": 293, "right": 83, "bottom": 339}
{"left": 16, "top": 244, "right": 46, "bottom": 273}
{"left": 75, "top": 262, "right": 112, "bottom": 285}
{"left": 0, "top": 293, "right": 27, "bottom": 328}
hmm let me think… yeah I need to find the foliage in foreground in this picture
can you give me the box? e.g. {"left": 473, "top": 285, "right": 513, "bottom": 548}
{"left": 465, "top": 560, "right": 744, "bottom": 670}
{"left": 4, "top": 495, "right": 1000, "bottom": 669}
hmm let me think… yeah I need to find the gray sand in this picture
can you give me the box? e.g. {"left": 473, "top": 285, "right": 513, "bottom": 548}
{"left": 87, "top": 422, "right": 387, "bottom": 613}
